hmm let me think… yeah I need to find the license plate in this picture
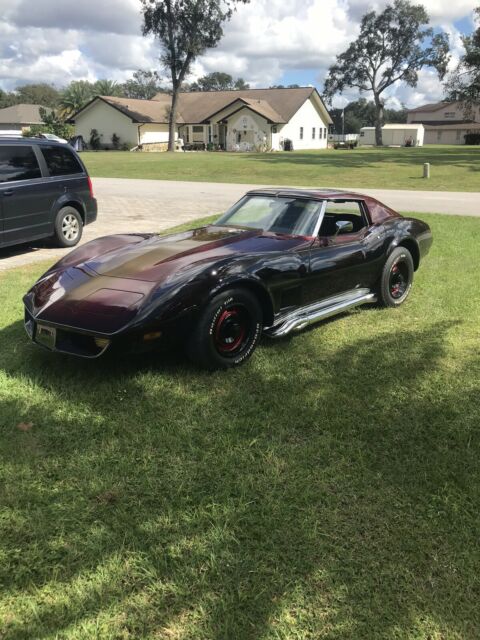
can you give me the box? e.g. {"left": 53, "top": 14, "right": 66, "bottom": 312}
{"left": 36, "top": 324, "right": 56, "bottom": 350}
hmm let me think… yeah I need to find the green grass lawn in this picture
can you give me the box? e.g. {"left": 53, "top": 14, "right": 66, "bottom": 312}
{"left": 1, "top": 213, "right": 479, "bottom": 639}
{"left": 83, "top": 145, "right": 480, "bottom": 192}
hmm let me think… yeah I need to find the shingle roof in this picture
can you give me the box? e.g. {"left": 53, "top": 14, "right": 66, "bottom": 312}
{"left": 0, "top": 103, "right": 50, "bottom": 125}
{"left": 74, "top": 87, "right": 332, "bottom": 126}
{"left": 100, "top": 95, "right": 176, "bottom": 123}
{"left": 407, "top": 102, "right": 450, "bottom": 113}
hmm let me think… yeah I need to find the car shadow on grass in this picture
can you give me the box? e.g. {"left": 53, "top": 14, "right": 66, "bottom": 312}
{"left": 0, "top": 317, "right": 479, "bottom": 639}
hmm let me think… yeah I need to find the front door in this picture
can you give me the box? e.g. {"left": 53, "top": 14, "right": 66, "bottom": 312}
{"left": 0, "top": 144, "right": 55, "bottom": 246}
{"left": 304, "top": 200, "right": 374, "bottom": 303}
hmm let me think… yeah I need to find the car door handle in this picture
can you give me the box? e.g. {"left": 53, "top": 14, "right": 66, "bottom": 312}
{"left": 2, "top": 189, "right": 14, "bottom": 196}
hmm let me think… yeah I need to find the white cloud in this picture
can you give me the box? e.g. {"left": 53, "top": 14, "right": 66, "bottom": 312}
{"left": 0, "top": 0, "right": 477, "bottom": 107}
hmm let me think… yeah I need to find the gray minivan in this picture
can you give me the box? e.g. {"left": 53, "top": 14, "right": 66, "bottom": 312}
{"left": 0, "top": 138, "right": 97, "bottom": 249}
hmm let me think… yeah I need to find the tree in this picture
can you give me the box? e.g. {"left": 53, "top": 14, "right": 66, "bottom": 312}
{"left": 189, "top": 71, "right": 250, "bottom": 91}
{"left": 324, "top": 0, "right": 449, "bottom": 145}
{"left": 93, "top": 79, "right": 123, "bottom": 97}
{"left": 26, "top": 107, "right": 74, "bottom": 139}
{"left": 141, "top": 0, "right": 249, "bottom": 151}
{"left": 15, "top": 83, "right": 60, "bottom": 108}
{"left": 330, "top": 98, "right": 408, "bottom": 133}
{"left": 122, "top": 69, "right": 167, "bottom": 99}
{"left": 59, "top": 81, "right": 96, "bottom": 118}
{"left": 446, "top": 8, "right": 480, "bottom": 113}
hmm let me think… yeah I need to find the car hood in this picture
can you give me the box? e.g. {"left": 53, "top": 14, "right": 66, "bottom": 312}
{"left": 82, "top": 225, "right": 309, "bottom": 282}
{"left": 25, "top": 226, "right": 309, "bottom": 333}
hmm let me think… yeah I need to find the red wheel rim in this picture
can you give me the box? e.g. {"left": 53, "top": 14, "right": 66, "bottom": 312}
{"left": 214, "top": 306, "right": 249, "bottom": 355}
{"left": 389, "top": 261, "right": 408, "bottom": 299}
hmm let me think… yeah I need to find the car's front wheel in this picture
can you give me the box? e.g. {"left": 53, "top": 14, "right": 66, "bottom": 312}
{"left": 186, "top": 288, "right": 263, "bottom": 370}
{"left": 54, "top": 206, "right": 83, "bottom": 248}
{"left": 378, "top": 246, "right": 414, "bottom": 307}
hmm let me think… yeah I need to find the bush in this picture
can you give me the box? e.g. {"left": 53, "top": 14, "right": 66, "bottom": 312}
{"left": 464, "top": 132, "right": 480, "bottom": 145}
{"left": 111, "top": 133, "right": 121, "bottom": 150}
{"left": 89, "top": 129, "right": 102, "bottom": 151}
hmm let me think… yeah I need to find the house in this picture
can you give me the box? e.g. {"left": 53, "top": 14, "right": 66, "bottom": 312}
{"left": 0, "top": 104, "right": 50, "bottom": 134}
{"left": 407, "top": 101, "right": 480, "bottom": 144}
{"left": 359, "top": 124, "right": 424, "bottom": 147}
{"left": 70, "top": 87, "right": 333, "bottom": 151}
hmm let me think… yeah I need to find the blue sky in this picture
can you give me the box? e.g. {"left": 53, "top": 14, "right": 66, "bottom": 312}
{"left": 0, "top": 0, "right": 478, "bottom": 109}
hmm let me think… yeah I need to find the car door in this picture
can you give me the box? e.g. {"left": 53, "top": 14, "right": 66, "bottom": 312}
{"left": 304, "top": 199, "right": 379, "bottom": 304}
{"left": 0, "top": 144, "right": 57, "bottom": 246}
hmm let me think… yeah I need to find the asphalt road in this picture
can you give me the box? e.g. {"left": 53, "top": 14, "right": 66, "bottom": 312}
{"left": 1, "top": 177, "right": 478, "bottom": 271}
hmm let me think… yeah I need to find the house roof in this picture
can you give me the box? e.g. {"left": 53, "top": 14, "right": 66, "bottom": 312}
{"left": 423, "top": 121, "right": 480, "bottom": 130}
{"left": 408, "top": 102, "right": 450, "bottom": 114}
{"left": 411, "top": 119, "right": 479, "bottom": 127}
{"left": 72, "top": 87, "right": 333, "bottom": 126}
{"left": 0, "top": 103, "right": 50, "bottom": 125}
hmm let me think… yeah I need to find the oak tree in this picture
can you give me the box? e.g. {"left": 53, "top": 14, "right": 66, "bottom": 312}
{"left": 324, "top": 0, "right": 449, "bottom": 145}
{"left": 446, "top": 8, "right": 480, "bottom": 114}
{"left": 141, "top": 0, "right": 249, "bottom": 151}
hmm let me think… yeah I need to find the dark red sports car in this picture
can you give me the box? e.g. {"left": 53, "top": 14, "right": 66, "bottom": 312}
{"left": 23, "top": 188, "right": 432, "bottom": 369}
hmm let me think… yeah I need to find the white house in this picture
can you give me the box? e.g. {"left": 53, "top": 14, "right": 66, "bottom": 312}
{"left": 407, "top": 101, "right": 480, "bottom": 144}
{"left": 359, "top": 124, "right": 425, "bottom": 147}
{"left": 70, "top": 87, "right": 333, "bottom": 151}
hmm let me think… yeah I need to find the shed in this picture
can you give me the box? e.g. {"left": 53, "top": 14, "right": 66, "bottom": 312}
{"left": 359, "top": 124, "right": 425, "bottom": 147}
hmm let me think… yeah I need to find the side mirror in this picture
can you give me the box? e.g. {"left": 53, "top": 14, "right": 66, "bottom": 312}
{"left": 334, "top": 220, "right": 354, "bottom": 236}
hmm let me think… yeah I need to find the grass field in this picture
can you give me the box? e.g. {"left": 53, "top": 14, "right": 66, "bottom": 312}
{"left": 83, "top": 145, "right": 480, "bottom": 192}
{"left": 1, "top": 213, "right": 479, "bottom": 639}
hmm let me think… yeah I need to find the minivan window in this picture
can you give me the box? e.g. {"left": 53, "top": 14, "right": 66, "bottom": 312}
{"left": 0, "top": 146, "right": 41, "bottom": 182}
{"left": 41, "top": 145, "right": 83, "bottom": 176}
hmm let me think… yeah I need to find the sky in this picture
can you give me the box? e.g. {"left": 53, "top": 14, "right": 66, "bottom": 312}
{"left": 0, "top": 0, "right": 478, "bottom": 109}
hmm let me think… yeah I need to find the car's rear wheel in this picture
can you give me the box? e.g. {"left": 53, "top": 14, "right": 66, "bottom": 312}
{"left": 186, "top": 288, "right": 262, "bottom": 369}
{"left": 54, "top": 206, "right": 83, "bottom": 247}
{"left": 378, "top": 246, "right": 414, "bottom": 307}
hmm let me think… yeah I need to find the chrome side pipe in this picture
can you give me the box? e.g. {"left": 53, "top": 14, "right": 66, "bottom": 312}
{"left": 265, "top": 289, "right": 377, "bottom": 338}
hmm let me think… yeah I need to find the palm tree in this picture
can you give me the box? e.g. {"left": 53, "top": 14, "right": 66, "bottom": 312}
{"left": 59, "top": 81, "right": 95, "bottom": 118}
{"left": 93, "top": 79, "right": 123, "bottom": 97}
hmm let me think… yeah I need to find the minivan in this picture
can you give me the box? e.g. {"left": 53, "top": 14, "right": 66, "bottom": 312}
{"left": 0, "top": 138, "right": 97, "bottom": 249}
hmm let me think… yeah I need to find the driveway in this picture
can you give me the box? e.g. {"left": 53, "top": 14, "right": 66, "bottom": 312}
{"left": 1, "top": 177, "right": 479, "bottom": 271}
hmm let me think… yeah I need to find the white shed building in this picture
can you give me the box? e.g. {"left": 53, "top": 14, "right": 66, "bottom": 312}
{"left": 359, "top": 124, "right": 425, "bottom": 147}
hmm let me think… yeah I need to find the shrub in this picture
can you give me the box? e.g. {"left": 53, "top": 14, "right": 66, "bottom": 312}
{"left": 464, "top": 132, "right": 480, "bottom": 145}
{"left": 89, "top": 129, "right": 102, "bottom": 151}
{"left": 111, "top": 133, "right": 120, "bottom": 150}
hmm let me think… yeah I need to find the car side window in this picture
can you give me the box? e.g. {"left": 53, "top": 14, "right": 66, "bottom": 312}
{"left": 41, "top": 145, "right": 83, "bottom": 176}
{"left": 0, "top": 146, "right": 42, "bottom": 182}
{"left": 320, "top": 200, "right": 367, "bottom": 236}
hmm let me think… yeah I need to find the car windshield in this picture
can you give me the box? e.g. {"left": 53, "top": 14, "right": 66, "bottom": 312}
{"left": 216, "top": 195, "right": 322, "bottom": 236}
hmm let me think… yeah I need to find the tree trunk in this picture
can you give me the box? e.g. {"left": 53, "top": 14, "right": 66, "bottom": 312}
{"left": 168, "top": 88, "right": 178, "bottom": 152}
{"left": 374, "top": 94, "right": 384, "bottom": 146}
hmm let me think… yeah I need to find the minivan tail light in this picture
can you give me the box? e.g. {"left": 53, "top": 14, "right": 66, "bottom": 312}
{"left": 87, "top": 176, "right": 94, "bottom": 198}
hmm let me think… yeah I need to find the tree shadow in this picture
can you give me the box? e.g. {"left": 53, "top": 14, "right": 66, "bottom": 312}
{"left": 244, "top": 147, "right": 480, "bottom": 174}
{"left": 0, "top": 316, "right": 479, "bottom": 638}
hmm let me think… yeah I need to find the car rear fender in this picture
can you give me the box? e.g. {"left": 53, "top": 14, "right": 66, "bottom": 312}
{"left": 388, "top": 236, "right": 420, "bottom": 270}
{"left": 53, "top": 194, "right": 87, "bottom": 224}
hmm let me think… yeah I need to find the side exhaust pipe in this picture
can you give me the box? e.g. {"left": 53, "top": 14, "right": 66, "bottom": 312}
{"left": 266, "top": 290, "right": 377, "bottom": 338}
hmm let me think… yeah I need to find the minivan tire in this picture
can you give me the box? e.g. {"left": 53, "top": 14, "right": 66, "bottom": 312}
{"left": 54, "top": 206, "right": 83, "bottom": 247}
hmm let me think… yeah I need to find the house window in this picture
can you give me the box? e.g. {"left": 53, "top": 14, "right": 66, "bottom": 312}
{"left": 437, "top": 130, "right": 442, "bottom": 142}
{"left": 312, "top": 127, "right": 316, "bottom": 139}
{"left": 300, "top": 127, "right": 304, "bottom": 140}
{"left": 185, "top": 127, "right": 190, "bottom": 143}
{"left": 323, "top": 127, "right": 327, "bottom": 139}
{"left": 456, "top": 129, "right": 462, "bottom": 142}
{"left": 208, "top": 126, "right": 212, "bottom": 143}
{"left": 444, "top": 112, "right": 456, "bottom": 119}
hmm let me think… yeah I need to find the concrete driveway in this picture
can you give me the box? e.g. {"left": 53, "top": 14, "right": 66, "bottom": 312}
{"left": 1, "top": 177, "right": 479, "bottom": 271}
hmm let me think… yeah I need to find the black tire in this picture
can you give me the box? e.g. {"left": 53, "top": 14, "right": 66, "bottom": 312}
{"left": 378, "top": 246, "right": 414, "bottom": 307}
{"left": 186, "top": 288, "right": 263, "bottom": 370}
{"left": 54, "top": 206, "right": 83, "bottom": 248}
